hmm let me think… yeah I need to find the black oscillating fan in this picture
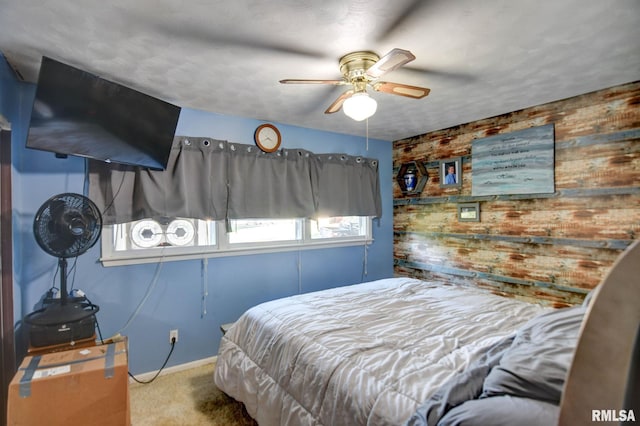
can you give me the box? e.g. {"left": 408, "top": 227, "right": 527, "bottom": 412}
{"left": 25, "top": 193, "right": 102, "bottom": 347}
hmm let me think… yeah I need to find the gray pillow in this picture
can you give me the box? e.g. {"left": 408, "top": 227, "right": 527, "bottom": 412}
{"left": 481, "top": 305, "right": 585, "bottom": 402}
{"left": 437, "top": 395, "right": 559, "bottom": 426}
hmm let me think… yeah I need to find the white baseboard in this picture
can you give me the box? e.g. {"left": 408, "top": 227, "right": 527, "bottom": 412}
{"left": 129, "top": 355, "right": 217, "bottom": 383}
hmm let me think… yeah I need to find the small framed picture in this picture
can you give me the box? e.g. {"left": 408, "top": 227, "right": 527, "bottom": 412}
{"left": 458, "top": 202, "right": 480, "bottom": 222}
{"left": 439, "top": 157, "right": 462, "bottom": 188}
{"left": 396, "top": 161, "right": 428, "bottom": 195}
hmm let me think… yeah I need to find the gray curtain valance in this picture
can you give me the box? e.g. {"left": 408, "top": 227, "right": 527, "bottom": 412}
{"left": 311, "top": 153, "right": 381, "bottom": 218}
{"left": 227, "top": 143, "right": 315, "bottom": 219}
{"left": 88, "top": 136, "right": 381, "bottom": 225}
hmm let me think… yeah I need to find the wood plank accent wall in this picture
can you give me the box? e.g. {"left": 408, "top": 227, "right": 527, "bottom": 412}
{"left": 393, "top": 81, "right": 640, "bottom": 307}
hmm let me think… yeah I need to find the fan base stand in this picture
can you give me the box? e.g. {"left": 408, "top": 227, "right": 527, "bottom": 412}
{"left": 27, "top": 332, "right": 97, "bottom": 356}
{"left": 25, "top": 304, "right": 98, "bottom": 348}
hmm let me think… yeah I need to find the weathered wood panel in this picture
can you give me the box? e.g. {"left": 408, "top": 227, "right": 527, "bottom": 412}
{"left": 394, "top": 233, "right": 617, "bottom": 289}
{"left": 393, "top": 81, "right": 640, "bottom": 306}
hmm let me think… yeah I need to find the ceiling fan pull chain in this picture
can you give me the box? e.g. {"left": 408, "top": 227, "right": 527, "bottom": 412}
{"left": 366, "top": 118, "right": 369, "bottom": 151}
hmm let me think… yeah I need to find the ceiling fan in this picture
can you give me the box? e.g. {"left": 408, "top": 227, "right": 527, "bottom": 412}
{"left": 280, "top": 48, "right": 430, "bottom": 121}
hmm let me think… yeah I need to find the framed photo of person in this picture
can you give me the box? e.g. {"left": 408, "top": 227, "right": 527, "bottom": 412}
{"left": 439, "top": 157, "right": 462, "bottom": 188}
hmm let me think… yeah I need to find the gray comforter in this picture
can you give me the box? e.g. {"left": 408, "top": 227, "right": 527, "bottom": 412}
{"left": 214, "top": 278, "right": 551, "bottom": 425}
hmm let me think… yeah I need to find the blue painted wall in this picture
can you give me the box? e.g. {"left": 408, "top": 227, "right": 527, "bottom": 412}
{"left": 1, "top": 54, "right": 393, "bottom": 374}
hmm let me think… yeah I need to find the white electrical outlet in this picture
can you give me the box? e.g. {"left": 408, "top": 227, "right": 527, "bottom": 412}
{"left": 169, "top": 329, "right": 178, "bottom": 343}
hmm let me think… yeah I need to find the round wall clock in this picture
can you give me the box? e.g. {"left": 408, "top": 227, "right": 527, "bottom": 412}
{"left": 254, "top": 123, "right": 282, "bottom": 152}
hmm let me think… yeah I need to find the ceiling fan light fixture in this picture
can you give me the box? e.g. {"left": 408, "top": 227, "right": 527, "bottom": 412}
{"left": 343, "top": 92, "right": 377, "bottom": 121}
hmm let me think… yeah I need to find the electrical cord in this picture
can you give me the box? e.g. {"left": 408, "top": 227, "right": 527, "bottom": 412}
{"left": 94, "top": 311, "right": 176, "bottom": 385}
{"left": 116, "top": 259, "right": 164, "bottom": 334}
{"left": 128, "top": 337, "right": 176, "bottom": 384}
{"left": 48, "top": 256, "right": 78, "bottom": 297}
{"left": 51, "top": 262, "right": 59, "bottom": 291}
{"left": 95, "top": 318, "right": 104, "bottom": 344}
{"left": 82, "top": 161, "right": 175, "bottom": 384}
{"left": 68, "top": 256, "right": 79, "bottom": 291}
{"left": 87, "top": 297, "right": 104, "bottom": 344}
{"left": 83, "top": 156, "right": 127, "bottom": 219}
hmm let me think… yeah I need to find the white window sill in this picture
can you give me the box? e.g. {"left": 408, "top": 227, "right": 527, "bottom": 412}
{"left": 100, "top": 238, "right": 373, "bottom": 267}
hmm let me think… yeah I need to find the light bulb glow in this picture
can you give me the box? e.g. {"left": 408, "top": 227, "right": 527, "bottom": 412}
{"left": 343, "top": 93, "right": 377, "bottom": 121}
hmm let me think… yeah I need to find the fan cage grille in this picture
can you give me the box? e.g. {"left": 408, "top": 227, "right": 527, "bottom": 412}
{"left": 33, "top": 193, "right": 102, "bottom": 258}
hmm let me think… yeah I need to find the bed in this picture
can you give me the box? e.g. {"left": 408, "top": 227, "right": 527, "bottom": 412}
{"left": 214, "top": 240, "right": 640, "bottom": 425}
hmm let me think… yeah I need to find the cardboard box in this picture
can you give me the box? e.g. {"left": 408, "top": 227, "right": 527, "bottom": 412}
{"left": 7, "top": 339, "right": 130, "bottom": 426}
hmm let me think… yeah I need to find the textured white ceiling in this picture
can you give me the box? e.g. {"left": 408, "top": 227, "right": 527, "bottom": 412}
{"left": 1, "top": 0, "right": 639, "bottom": 141}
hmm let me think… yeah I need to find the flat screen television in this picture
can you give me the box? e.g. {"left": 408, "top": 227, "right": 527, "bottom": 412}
{"left": 26, "top": 56, "right": 181, "bottom": 170}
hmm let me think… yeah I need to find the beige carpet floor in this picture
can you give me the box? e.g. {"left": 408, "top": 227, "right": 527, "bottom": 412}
{"left": 129, "top": 362, "right": 257, "bottom": 425}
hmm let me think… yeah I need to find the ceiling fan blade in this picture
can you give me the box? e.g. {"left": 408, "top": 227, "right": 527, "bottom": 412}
{"left": 325, "top": 89, "right": 354, "bottom": 114}
{"left": 280, "top": 79, "right": 345, "bottom": 85}
{"left": 126, "top": 10, "right": 328, "bottom": 60}
{"left": 375, "top": 0, "right": 429, "bottom": 42}
{"left": 372, "top": 81, "right": 430, "bottom": 99}
{"left": 366, "top": 48, "right": 416, "bottom": 79}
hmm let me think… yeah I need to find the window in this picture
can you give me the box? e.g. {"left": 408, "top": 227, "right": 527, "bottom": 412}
{"left": 227, "top": 219, "right": 301, "bottom": 245}
{"left": 103, "top": 218, "right": 217, "bottom": 265}
{"left": 310, "top": 217, "right": 367, "bottom": 239}
{"left": 101, "top": 216, "right": 372, "bottom": 266}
